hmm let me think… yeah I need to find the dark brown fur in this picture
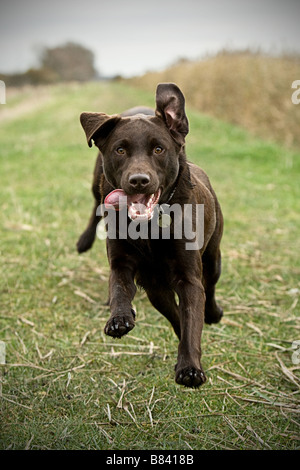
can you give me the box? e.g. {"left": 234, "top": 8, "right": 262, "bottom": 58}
{"left": 77, "top": 83, "right": 223, "bottom": 388}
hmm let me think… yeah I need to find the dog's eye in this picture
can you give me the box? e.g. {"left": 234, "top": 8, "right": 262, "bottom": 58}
{"left": 154, "top": 146, "right": 164, "bottom": 155}
{"left": 116, "top": 147, "right": 126, "bottom": 155}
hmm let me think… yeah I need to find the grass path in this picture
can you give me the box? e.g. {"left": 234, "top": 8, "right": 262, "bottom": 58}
{"left": 0, "top": 82, "right": 299, "bottom": 450}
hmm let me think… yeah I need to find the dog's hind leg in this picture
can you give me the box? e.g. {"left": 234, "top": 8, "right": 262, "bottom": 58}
{"left": 77, "top": 200, "right": 101, "bottom": 253}
{"left": 201, "top": 198, "right": 223, "bottom": 324}
{"left": 202, "top": 237, "right": 223, "bottom": 324}
{"left": 77, "top": 154, "right": 104, "bottom": 253}
{"left": 203, "top": 249, "right": 223, "bottom": 324}
{"left": 145, "top": 287, "right": 181, "bottom": 339}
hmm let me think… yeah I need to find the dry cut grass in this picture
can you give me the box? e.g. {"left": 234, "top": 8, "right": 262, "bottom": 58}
{"left": 0, "top": 82, "right": 299, "bottom": 450}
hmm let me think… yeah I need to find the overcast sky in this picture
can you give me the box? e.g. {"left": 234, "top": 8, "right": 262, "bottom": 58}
{"left": 0, "top": 0, "right": 300, "bottom": 77}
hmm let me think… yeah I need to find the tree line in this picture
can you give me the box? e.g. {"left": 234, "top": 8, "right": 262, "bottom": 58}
{"left": 0, "top": 42, "right": 99, "bottom": 86}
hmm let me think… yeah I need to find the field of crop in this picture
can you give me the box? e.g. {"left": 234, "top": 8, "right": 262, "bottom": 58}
{"left": 0, "top": 81, "right": 299, "bottom": 450}
{"left": 128, "top": 51, "right": 300, "bottom": 149}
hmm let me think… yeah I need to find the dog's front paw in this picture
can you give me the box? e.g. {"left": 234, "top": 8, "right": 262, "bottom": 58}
{"left": 104, "top": 309, "right": 136, "bottom": 338}
{"left": 175, "top": 365, "right": 206, "bottom": 388}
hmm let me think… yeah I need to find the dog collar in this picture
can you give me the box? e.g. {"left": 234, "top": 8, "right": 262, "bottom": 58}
{"left": 165, "top": 169, "right": 181, "bottom": 204}
{"left": 166, "top": 185, "right": 177, "bottom": 204}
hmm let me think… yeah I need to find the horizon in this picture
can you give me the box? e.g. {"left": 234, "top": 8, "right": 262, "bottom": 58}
{"left": 0, "top": 0, "right": 300, "bottom": 78}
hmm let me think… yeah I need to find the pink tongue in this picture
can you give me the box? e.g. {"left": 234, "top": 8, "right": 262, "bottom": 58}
{"left": 104, "top": 189, "right": 127, "bottom": 210}
{"left": 104, "top": 189, "right": 146, "bottom": 211}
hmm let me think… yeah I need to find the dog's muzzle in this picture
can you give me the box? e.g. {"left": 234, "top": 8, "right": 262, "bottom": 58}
{"left": 104, "top": 189, "right": 161, "bottom": 221}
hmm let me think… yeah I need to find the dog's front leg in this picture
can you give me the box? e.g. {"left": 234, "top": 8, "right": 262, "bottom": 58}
{"left": 174, "top": 275, "right": 207, "bottom": 388}
{"left": 104, "top": 244, "right": 137, "bottom": 338}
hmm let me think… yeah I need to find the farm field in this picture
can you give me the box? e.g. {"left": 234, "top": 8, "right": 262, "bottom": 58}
{"left": 0, "top": 81, "right": 299, "bottom": 450}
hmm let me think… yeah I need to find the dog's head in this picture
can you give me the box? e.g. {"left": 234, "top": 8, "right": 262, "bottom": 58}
{"left": 80, "top": 83, "right": 189, "bottom": 220}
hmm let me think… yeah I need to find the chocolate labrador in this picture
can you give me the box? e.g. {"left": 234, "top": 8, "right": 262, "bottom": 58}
{"left": 77, "top": 83, "right": 223, "bottom": 388}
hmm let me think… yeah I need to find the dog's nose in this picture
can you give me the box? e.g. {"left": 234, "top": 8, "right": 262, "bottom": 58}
{"left": 129, "top": 173, "right": 150, "bottom": 190}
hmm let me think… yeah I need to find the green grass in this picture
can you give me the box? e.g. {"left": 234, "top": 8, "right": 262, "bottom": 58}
{"left": 0, "top": 82, "right": 299, "bottom": 450}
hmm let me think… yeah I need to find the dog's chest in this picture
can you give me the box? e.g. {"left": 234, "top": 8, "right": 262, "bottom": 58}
{"left": 132, "top": 239, "right": 178, "bottom": 288}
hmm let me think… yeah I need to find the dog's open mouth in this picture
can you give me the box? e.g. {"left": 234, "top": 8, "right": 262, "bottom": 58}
{"left": 104, "top": 189, "right": 161, "bottom": 221}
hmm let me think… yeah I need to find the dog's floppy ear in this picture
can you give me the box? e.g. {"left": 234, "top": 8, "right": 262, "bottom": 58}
{"left": 155, "top": 83, "right": 189, "bottom": 145}
{"left": 80, "top": 112, "right": 120, "bottom": 147}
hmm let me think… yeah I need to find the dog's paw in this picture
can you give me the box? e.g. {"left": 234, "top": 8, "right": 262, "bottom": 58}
{"left": 205, "top": 304, "right": 223, "bottom": 325}
{"left": 175, "top": 366, "right": 206, "bottom": 388}
{"left": 104, "top": 309, "right": 136, "bottom": 338}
